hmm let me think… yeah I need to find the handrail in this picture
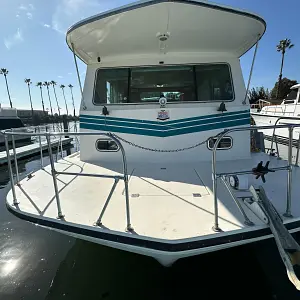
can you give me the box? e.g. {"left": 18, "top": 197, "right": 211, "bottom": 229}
{"left": 2, "top": 128, "right": 134, "bottom": 232}
{"left": 212, "top": 123, "right": 300, "bottom": 232}
{"left": 270, "top": 116, "right": 300, "bottom": 163}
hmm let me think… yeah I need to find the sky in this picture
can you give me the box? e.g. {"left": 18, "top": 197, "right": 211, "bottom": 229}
{"left": 0, "top": 0, "right": 299, "bottom": 113}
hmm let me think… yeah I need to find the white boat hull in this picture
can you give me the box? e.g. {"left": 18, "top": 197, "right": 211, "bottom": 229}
{"left": 251, "top": 112, "right": 300, "bottom": 140}
{"left": 6, "top": 202, "right": 300, "bottom": 266}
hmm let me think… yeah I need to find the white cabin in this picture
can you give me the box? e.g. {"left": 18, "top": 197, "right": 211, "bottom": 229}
{"left": 66, "top": 0, "right": 266, "bottom": 165}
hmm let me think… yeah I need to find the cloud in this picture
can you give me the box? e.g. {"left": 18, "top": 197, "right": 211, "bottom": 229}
{"left": 18, "top": 4, "right": 27, "bottom": 10}
{"left": 17, "top": 4, "right": 34, "bottom": 19}
{"left": 18, "top": 3, "right": 35, "bottom": 11}
{"left": 68, "top": 72, "right": 72, "bottom": 75}
{"left": 4, "top": 28, "right": 24, "bottom": 50}
{"left": 43, "top": 23, "right": 51, "bottom": 28}
{"left": 52, "top": 0, "right": 116, "bottom": 34}
{"left": 58, "top": 75, "right": 63, "bottom": 78}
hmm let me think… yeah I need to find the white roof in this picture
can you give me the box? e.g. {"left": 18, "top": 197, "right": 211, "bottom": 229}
{"left": 66, "top": 0, "right": 266, "bottom": 64}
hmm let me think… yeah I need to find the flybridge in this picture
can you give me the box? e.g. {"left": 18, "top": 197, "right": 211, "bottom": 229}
{"left": 66, "top": 0, "right": 266, "bottom": 64}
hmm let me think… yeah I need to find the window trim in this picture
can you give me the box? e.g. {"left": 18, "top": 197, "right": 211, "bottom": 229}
{"left": 207, "top": 136, "right": 233, "bottom": 150}
{"left": 92, "top": 63, "right": 235, "bottom": 105}
{"left": 95, "top": 138, "right": 120, "bottom": 152}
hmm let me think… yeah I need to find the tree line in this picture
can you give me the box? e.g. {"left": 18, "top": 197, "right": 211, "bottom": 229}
{"left": 249, "top": 38, "right": 297, "bottom": 104}
{"left": 0, "top": 68, "right": 78, "bottom": 125}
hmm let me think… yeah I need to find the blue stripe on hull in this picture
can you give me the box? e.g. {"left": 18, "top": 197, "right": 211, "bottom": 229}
{"left": 81, "top": 109, "right": 250, "bottom": 126}
{"left": 80, "top": 111, "right": 250, "bottom": 131}
{"left": 80, "top": 117, "right": 250, "bottom": 137}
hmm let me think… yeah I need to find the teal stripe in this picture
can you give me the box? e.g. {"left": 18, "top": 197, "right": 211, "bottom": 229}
{"left": 80, "top": 112, "right": 249, "bottom": 131}
{"left": 80, "top": 117, "right": 250, "bottom": 137}
{"left": 80, "top": 109, "right": 250, "bottom": 126}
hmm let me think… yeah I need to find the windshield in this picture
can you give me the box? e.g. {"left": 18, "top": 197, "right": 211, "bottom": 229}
{"left": 93, "top": 64, "right": 234, "bottom": 104}
{"left": 285, "top": 89, "right": 298, "bottom": 100}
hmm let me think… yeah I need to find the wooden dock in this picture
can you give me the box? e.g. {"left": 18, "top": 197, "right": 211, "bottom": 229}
{"left": 0, "top": 137, "right": 73, "bottom": 165}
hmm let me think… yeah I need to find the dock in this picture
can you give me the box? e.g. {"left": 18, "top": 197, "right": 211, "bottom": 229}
{"left": 0, "top": 137, "right": 73, "bottom": 165}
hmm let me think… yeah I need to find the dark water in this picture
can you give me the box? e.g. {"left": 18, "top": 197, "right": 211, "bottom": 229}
{"left": 0, "top": 132, "right": 300, "bottom": 299}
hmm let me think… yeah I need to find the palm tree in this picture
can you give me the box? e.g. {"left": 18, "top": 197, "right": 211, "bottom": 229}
{"left": 50, "top": 80, "right": 61, "bottom": 117}
{"left": 60, "top": 84, "right": 69, "bottom": 115}
{"left": 24, "top": 78, "right": 34, "bottom": 117}
{"left": 43, "top": 81, "right": 54, "bottom": 116}
{"left": 36, "top": 82, "right": 45, "bottom": 114}
{"left": 68, "top": 84, "right": 76, "bottom": 117}
{"left": 0, "top": 68, "right": 13, "bottom": 108}
{"left": 276, "top": 38, "right": 294, "bottom": 98}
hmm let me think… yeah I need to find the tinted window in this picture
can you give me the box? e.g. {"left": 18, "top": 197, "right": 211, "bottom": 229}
{"left": 0, "top": 118, "right": 24, "bottom": 130}
{"left": 285, "top": 89, "right": 298, "bottom": 102}
{"left": 208, "top": 137, "right": 232, "bottom": 150}
{"left": 96, "top": 139, "right": 119, "bottom": 151}
{"left": 94, "top": 64, "right": 233, "bottom": 104}
{"left": 130, "top": 66, "right": 195, "bottom": 103}
{"left": 196, "top": 64, "right": 233, "bottom": 101}
{"left": 94, "top": 68, "right": 129, "bottom": 104}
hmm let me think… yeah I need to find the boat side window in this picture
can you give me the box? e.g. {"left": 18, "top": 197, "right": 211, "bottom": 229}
{"left": 95, "top": 139, "right": 119, "bottom": 152}
{"left": 0, "top": 118, "right": 24, "bottom": 130}
{"left": 284, "top": 90, "right": 298, "bottom": 104}
{"left": 94, "top": 68, "right": 129, "bottom": 104}
{"left": 195, "top": 64, "right": 234, "bottom": 101}
{"left": 93, "top": 64, "right": 234, "bottom": 104}
{"left": 207, "top": 137, "right": 232, "bottom": 150}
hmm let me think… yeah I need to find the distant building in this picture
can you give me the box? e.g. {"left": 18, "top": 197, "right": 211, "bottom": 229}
{"left": 17, "top": 109, "right": 48, "bottom": 122}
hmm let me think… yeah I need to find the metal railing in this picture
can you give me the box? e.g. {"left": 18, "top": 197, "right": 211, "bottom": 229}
{"left": 212, "top": 123, "right": 300, "bottom": 232}
{"left": 2, "top": 128, "right": 133, "bottom": 232}
{"left": 4, "top": 123, "right": 300, "bottom": 235}
{"left": 269, "top": 116, "right": 300, "bottom": 166}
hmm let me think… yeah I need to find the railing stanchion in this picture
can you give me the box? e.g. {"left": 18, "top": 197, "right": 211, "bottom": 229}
{"left": 295, "top": 132, "right": 300, "bottom": 167}
{"left": 284, "top": 126, "right": 293, "bottom": 218}
{"left": 212, "top": 135, "right": 222, "bottom": 232}
{"left": 46, "top": 134, "right": 64, "bottom": 219}
{"left": 5, "top": 135, "right": 18, "bottom": 205}
{"left": 38, "top": 126, "right": 44, "bottom": 169}
{"left": 95, "top": 178, "right": 119, "bottom": 226}
{"left": 275, "top": 135, "right": 280, "bottom": 159}
{"left": 109, "top": 134, "right": 133, "bottom": 232}
{"left": 11, "top": 134, "right": 20, "bottom": 184}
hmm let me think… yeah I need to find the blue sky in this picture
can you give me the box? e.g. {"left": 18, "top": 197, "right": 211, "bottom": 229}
{"left": 0, "top": 0, "right": 299, "bottom": 113}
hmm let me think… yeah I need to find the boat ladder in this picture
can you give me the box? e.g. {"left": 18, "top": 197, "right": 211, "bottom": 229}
{"left": 249, "top": 186, "right": 300, "bottom": 290}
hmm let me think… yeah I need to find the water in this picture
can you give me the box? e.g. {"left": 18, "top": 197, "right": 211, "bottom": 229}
{"left": 0, "top": 129, "right": 300, "bottom": 299}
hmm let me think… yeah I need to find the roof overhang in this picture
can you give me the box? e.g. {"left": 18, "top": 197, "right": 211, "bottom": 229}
{"left": 66, "top": 0, "right": 266, "bottom": 64}
{"left": 291, "top": 84, "right": 300, "bottom": 90}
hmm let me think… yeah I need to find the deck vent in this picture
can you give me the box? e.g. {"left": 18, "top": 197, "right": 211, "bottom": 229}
{"left": 131, "top": 194, "right": 140, "bottom": 198}
{"left": 193, "top": 193, "right": 202, "bottom": 198}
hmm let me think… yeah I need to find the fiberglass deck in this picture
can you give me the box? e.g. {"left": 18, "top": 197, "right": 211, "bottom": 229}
{"left": 6, "top": 152, "right": 300, "bottom": 241}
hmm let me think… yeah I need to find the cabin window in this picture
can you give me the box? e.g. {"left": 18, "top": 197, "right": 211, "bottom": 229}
{"left": 94, "top": 68, "right": 129, "bottom": 104}
{"left": 195, "top": 64, "right": 233, "bottom": 101}
{"left": 130, "top": 66, "right": 196, "bottom": 102}
{"left": 0, "top": 118, "right": 24, "bottom": 130}
{"left": 93, "top": 64, "right": 234, "bottom": 104}
{"left": 96, "top": 139, "right": 119, "bottom": 152}
{"left": 283, "top": 90, "right": 298, "bottom": 104}
{"left": 207, "top": 137, "right": 232, "bottom": 150}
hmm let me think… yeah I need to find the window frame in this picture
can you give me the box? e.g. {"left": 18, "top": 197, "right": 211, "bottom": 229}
{"left": 207, "top": 136, "right": 233, "bottom": 150}
{"left": 93, "top": 63, "right": 235, "bottom": 105}
{"left": 95, "top": 138, "right": 120, "bottom": 152}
